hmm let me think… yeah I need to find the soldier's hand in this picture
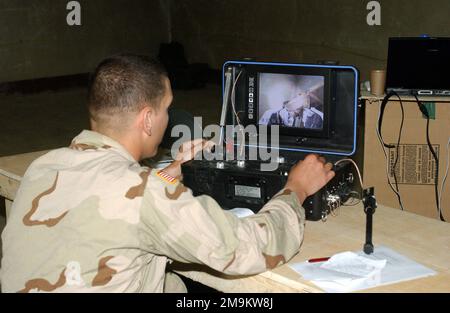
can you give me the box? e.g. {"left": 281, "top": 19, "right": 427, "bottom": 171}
{"left": 163, "top": 139, "right": 215, "bottom": 178}
{"left": 175, "top": 139, "right": 215, "bottom": 163}
{"left": 284, "top": 154, "right": 335, "bottom": 204}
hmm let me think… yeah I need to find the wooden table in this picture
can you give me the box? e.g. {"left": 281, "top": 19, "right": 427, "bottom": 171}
{"left": 0, "top": 150, "right": 49, "bottom": 219}
{"left": 172, "top": 204, "right": 450, "bottom": 293}
{"left": 1, "top": 150, "right": 449, "bottom": 292}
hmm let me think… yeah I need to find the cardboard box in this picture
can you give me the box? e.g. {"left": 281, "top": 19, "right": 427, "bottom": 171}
{"left": 363, "top": 96, "right": 450, "bottom": 221}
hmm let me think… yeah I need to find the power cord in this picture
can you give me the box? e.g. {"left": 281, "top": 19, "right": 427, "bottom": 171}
{"left": 439, "top": 137, "right": 450, "bottom": 219}
{"left": 376, "top": 96, "right": 406, "bottom": 211}
{"left": 413, "top": 95, "right": 445, "bottom": 222}
{"left": 390, "top": 91, "right": 405, "bottom": 210}
{"left": 334, "top": 158, "right": 365, "bottom": 204}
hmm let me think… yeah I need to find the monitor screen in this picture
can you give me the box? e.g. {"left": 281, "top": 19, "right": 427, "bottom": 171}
{"left": 386, "top": 37, "right": 450, "bottom": 93}
{"left": 224, "top": 61, "right": 358, "bottom": 156}
{"left": 257, "top": 73, "right": 325, "bottom": 131}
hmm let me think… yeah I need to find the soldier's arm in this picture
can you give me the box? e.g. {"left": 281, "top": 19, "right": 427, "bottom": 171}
{"left": 139, "top": 155, "right": 334, "bottom": 276}
{"left": 138, "top": 170, "right": 305, "bottom": 276}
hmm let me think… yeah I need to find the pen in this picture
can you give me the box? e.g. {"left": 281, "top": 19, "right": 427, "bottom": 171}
{"left": 308, "top": 257, "right": 330, "bottom": 263}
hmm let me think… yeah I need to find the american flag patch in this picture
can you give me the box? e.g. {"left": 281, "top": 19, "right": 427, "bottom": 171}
{"left": 156, "top": 170, "right": 177, "bottom": 184}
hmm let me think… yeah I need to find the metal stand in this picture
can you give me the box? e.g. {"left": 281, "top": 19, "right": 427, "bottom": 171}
{"left": 362, "top": 187, "right": 377, "bottom": 254}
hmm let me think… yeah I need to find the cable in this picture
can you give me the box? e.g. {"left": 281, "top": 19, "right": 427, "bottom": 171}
{"left": 230, "top": 70, "right": 245, "bottom": 157}
{"left": 439, "top": 137, "right": 450, "bottom": 219}
{"left": 231, "top": 70, "right": 243, "bottom": 124}
{"left": 334, "top": 158, "right": 364, "bottom": 198}
{"left": 222, "top": 70, "right": 242, "bottom": 148}
{"left": 391, "top": 91, "right": 406, "bottom": 210}
{"left": 413, "top": 95, "right": 444, "bottom": 221}
{"left": 376, "top": 98, "right": 406, "bottom": 210}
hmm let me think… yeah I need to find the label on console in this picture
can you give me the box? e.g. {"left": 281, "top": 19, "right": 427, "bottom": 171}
{"left": 234, "top": 184, "right": 261, "bottom": 198}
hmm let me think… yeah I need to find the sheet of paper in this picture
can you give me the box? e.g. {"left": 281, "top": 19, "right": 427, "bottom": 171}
{"left": 289, "top": 245, "right": 437, "bottom": 293}
{"left": 320, "top": 251, "right": 386, "bottom": 277}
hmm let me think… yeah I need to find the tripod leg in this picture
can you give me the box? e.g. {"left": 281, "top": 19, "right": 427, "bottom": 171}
{"left": 364, "top": 208, "right": 374, "bottom": 254}
{"left": 363, "top": 187, "right": 376, "bottom": 255}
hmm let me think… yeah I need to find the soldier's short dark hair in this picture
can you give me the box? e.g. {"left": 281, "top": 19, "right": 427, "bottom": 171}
{"left": 87, "top": 54, "right": 167, "bottom": 122}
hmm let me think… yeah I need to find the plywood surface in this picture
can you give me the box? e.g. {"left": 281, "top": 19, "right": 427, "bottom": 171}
{"left": 0, "top": 150, "right": 49, "bottom": 199}
{"left": 178, "top": 204, "right": 450, "bottom": 292}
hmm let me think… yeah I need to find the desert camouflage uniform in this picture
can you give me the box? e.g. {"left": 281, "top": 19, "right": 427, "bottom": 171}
{"left": 1, "top": 130, "right": 305, "bottom": 293}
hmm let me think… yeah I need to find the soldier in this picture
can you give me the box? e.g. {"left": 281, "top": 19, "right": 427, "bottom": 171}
{"left": 1, "top": 54, "right": 334, "bottom": 292}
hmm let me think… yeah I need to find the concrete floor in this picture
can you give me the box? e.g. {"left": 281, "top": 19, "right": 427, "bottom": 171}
{"left": 0, "top": 84, "right": 222, "bottom": 279}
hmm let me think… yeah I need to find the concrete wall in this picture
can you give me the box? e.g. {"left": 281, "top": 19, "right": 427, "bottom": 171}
{"left": 171, "top": 0, "right": 450, "bottom": 80}
{"left": 2, "top": 0, "right": 448, "bottom": 83}
{"left": 0, "top": 0, "right": 169, "bottom": 83}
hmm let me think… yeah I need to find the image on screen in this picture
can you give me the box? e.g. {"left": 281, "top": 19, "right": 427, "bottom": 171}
{"left": 258, "top": 73, "right": 325, "bottom": 130}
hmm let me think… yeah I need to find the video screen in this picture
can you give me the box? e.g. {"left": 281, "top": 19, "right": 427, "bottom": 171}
{"left": 258, "top": 73, "right": 325, "bottom": 130}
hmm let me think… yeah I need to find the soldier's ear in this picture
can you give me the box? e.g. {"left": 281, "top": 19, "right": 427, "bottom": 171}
{"left": 141, "top": 106, "right": 153, "bottom": 136}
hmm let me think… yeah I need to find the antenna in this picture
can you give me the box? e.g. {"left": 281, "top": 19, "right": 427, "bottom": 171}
{"left": 219, "top": 67, "right": 233, "bottom": 147}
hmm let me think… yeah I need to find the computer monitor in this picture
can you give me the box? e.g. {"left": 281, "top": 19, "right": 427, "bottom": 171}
{"left": 223, "top": 61, "right": 359, "bottom": 156}
{"left": 386, "top": 37, "right": 450, "bottom": 96}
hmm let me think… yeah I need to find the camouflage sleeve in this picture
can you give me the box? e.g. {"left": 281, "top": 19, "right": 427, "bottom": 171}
{"left": 138, "top": 169, "right": 305, "bottom": 276}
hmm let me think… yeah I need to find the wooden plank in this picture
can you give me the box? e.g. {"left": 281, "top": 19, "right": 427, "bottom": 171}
{"left": 5, "top": 199, "right": 12, "bottom": 220}
{"left": 0, "top": 150, "right": 49, "bottom": 199}
{"left": 360, "top": 90, "right": 450, "bottom": 102}
{"left": 175, "top": 268, "right": 320, "bottom": 293}
{"left": 0, "top": 173, "right": 21, "bottom": 200}
{"left": 0, "top": 150, "right": 49, "bottom": 178}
